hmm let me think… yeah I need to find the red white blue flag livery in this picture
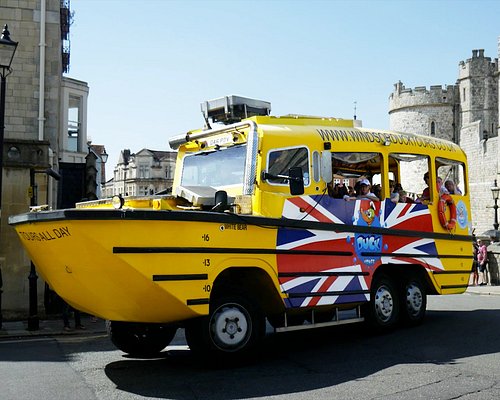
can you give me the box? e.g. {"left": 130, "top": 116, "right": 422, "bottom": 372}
{"left": 277, "top": 195, "right": 438, "bottom": 309}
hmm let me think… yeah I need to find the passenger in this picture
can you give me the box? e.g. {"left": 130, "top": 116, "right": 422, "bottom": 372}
{"left": 390, "top": 192, "right": 399, "bottom": 203}
{"left": 444, "top": 179, "right": 462, "bottom": 195}
{"left": 344, "top": 181, "right": 362, "bottom": 201}
{"left": 437, "top": 177, "right": 449, "bottom": 195}
{"left": 336, "top": 184, "right": 348, "bottom": 199}
{"left": 372, "top": 184, "right": 382, "bottom": 200}
{"left": 327, "top": 181, "right": 335, "bottom": 197}
{"left": 356, "top": 179, "right": 379, "bottom": 201}
{"left": 347, "top": 185, "right": 355, "bottom": 197}
{"left": 417, "top": 173, "right": 446, "bottom": 202}
{"left": 328, "top": 182, "right": 348, "bottom": 199}
{"left": 389, "top": 180, "right": 395, "bottom": 193}
{"left": 419, "top": 172, "right": 430, "bottom": 202}
{"left": 393, "top": 182, "right": 403, "bottom": 194}
{"left": 398, "top": 190, "right": 414, "bottom": 203}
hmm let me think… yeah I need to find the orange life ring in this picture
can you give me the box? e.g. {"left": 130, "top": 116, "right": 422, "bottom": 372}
{"left": 438, "top": 194, "right": 456, "bottom": 230}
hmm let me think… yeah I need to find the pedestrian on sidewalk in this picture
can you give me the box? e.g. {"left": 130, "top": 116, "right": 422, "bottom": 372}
{"left": 477, "top": 239, "right": 489, "bottom": 286}
{"left": 62, "top": 301, "right": 85, "bottom": 331}
{"left": 471, "top": 235, "right": 479, "bottom": 286}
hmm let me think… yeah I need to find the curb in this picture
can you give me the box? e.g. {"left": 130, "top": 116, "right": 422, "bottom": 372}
{"left": 0, "top": 318, "right": 106, "bottom": 341}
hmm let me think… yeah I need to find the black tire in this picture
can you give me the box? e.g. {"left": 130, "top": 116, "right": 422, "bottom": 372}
{"left": 400, "top": 274, "right": 426, "bottom": 326}
{"left": 185, "top": 294, "right": 265, "bottom": 357}
{"left": 365, "top": 274, "right": 400, "bottom": 331}
{"left": 106, "top": 321, "right": 177, "bottom": 356}
{"left": 184, "top": 317, "right": 205, "bottom": 353}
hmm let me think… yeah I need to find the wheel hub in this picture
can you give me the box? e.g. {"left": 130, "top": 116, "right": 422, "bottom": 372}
{"left": 406, "top": 283, "right": 423, "bottom": 316}
{"left": 375, "top": 286, "right": 393, "bottom": 322}
{"left": 211, "top": 305, "right": 250, "bottom": 349}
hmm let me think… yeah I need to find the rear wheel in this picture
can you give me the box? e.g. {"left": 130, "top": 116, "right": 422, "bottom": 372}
{"left": 106, "top": 321, "right": 177, "bottom": 356}
{"left": 365, "top": 274, "right": 400, "bottom": 331}
{"left": 400, "top": 274, "right": 426, "bottom": 326}
{"left": 185, "top": 294, "right": 265, "bottom": 357}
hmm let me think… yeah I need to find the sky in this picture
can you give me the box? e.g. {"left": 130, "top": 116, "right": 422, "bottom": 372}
{"left": 68, "top": 0, "right": 500, "bottom": 179}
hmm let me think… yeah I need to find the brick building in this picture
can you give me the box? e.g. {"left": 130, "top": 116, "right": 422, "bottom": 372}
{"left": 0, "top": 1, "right": 104, "bottom": 319}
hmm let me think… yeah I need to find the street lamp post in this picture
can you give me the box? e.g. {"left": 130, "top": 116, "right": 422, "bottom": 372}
{"left": 0, "top": 24, "right": 18, "bottom": 217}
{"left": 491, "top": 179, "right": 500, "bottom": 232}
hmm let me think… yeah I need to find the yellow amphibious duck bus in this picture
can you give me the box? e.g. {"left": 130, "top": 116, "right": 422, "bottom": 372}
{"left": 9, "top": 96, "right": 473, "bottom": 358}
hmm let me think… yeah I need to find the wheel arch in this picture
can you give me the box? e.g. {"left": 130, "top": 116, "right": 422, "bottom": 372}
{"left": 373, "top": 263, "right": 436, "bottom": 294}
{"left": 211, "top": 266, "right": 285, "bottom": 317}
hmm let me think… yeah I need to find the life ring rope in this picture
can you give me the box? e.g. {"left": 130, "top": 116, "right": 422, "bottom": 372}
{"left": 438, "top": 194, "right": 457, "bottom": 231}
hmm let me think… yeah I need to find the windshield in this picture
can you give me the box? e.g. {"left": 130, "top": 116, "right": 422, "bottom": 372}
{"left": 181, "top": 145, "right": 247, "bottom": 187}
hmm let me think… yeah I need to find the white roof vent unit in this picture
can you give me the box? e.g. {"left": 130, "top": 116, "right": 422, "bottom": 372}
{"left": 201, "top": 95, "right": 271, "bottom": 125}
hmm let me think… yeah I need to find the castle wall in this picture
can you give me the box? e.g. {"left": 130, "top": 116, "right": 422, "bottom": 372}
{"left": 389, "top": 45, "right": 500, "bottom": 238}
{"left": 458, "top": 49, "right": 499, "bottom": 235}
{"left": 460, "top": 121, "right": 498, "bottom": 234}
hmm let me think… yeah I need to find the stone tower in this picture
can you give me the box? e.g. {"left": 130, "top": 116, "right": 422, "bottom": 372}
{"left": 388, "top": 82, "right": 460, "bottom": 195}
{"left": 458, "top": 49, "right": 499, "bottom": 235}
{"left": 389, "top": 81, "right": 459, "bottom": 142}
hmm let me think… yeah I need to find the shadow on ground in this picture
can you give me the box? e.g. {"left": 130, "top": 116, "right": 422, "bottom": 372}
{"left": 104, "top": 307, "right": 500, "bottom": 399}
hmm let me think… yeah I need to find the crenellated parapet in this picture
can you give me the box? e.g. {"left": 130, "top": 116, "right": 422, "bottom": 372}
{"left": 458, "top": 49, "right": 498, "bottom": 80}
{"left": 389, "top": 81, "right": 459, "bottom": 112}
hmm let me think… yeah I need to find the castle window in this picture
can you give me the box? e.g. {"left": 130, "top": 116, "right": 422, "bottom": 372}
{"left": 463, "top": 88, "right": 466, "bottom": 102}
{"left": 430, "top": 121, "right": 436, "bottom": 137}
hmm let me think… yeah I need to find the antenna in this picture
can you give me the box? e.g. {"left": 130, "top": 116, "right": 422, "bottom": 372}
{"left": 353, "top": 101, "right": 357, "bottom": 120}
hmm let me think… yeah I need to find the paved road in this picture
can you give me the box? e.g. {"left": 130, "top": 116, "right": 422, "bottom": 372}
{"left": 1, "top": 293, "right": 500, "bottom": 400}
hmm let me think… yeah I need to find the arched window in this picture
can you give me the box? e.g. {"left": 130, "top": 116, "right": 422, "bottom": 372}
{"left": 430, "top": 121, "right": 436, "bottom": 137}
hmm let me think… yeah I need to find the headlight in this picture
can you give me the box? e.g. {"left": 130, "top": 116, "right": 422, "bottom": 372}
{"left": 112, "top": 195, "right": 124, "bottom": 210}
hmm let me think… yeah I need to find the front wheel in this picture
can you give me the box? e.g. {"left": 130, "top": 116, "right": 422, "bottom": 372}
{"left": 106, "top": 321, "right": 177, "bottom": 357}
{"left": 185, "top": 295, "right": 265, "bottom": 357}
{"left": 365, "top": 274, "right": 400, "bottom": 331}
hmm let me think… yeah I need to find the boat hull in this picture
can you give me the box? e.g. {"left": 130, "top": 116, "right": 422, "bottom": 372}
{"left": 10, "top": 209, "right": 279, "bottom": 323}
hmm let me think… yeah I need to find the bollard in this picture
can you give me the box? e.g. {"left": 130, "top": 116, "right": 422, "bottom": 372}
{"left": 27, "top": 261, "right": 39, "bottom": 330}
{"left": 0, "top": 266, "right": 3, "bottom": 329}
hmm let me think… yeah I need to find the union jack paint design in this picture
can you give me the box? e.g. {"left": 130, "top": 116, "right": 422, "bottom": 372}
{"left": 277, "top": 195, "right": 438, "bottom": 308}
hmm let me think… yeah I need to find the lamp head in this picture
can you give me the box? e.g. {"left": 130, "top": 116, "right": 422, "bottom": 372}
{"left": 0, "top": 25, "right": 18, "bottom": 73}
{"left": 491, "top": 180, "right": 500, "bottom": 201}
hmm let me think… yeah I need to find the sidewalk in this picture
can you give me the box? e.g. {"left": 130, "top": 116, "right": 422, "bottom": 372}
{"left": 1, "top": 286, "right": 499, "bottom": 340}
{"left": 466, "top": 283, "right": 500, "bottom": 296}
{"left": 0, "top": 314, "right": 106, "bottom": 340}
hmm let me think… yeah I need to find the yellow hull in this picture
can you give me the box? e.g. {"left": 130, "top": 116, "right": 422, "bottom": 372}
{"left": 13, "top": 211, "right": 278, "bottom": 323}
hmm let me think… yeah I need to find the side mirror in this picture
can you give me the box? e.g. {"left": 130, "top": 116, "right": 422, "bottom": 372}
{"left": 211, "top": 190, "right": 228, "bottom": 212}
{"left": 289, "top": 167, "right": 304, "bottom": 195}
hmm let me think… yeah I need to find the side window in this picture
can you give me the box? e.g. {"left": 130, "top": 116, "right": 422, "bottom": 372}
{"left": 267, "top": 147, "right": 310, "bottom": 186}
{"left": 389, "top": 153, "right": 430, "bottom": 201}
{"left": 312, "top": 151, "right": 321, "bottom": 182}
{"left": 331, "top": 152, "right": 382, "bottom": 198}
{"left": 436, "top": 158, "right": 465, "bottom": 196}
